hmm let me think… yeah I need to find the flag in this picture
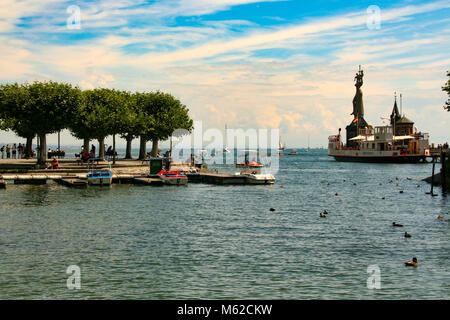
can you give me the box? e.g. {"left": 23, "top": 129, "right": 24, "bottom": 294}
{"left": 352, "top": 116, "right": 359, "bottom": 123}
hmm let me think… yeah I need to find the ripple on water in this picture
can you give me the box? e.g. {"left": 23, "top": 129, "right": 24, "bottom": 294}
{"left": 0, "top": 151, "right": 448, "bottom": 299}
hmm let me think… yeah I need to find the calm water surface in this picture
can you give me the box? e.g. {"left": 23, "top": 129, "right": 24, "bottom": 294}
{"left": 0, "top": 150, "right": 449, "bottom": 299}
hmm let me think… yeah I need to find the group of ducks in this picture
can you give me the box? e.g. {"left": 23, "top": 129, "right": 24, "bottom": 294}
{"left": 392, "top": 222, "right": 419, "bottom": 267}
{"left": 392, "top": 216, "right": 445, "bottom": 267}
{"left": 319, "top": 210, "right": 329, "bottom": 218}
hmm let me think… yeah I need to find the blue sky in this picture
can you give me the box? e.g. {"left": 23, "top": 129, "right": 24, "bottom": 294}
{"left": 0, "top": 0, "right": 449, "bottom": 147}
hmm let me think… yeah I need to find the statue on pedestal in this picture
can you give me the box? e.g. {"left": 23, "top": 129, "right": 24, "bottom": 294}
{"left": 352, "top": 66, "right": 364, "bottom": 117}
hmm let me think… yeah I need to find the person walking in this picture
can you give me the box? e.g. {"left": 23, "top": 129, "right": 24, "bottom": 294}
{"left": 1, "top": 145, "right": 4, "bottom": 159}
{"left": 6, "top": 145, "right": 11, "bottom": 159}
{"left": 18, "top": 143, "right": 23, "bottom": 159}
{"left": 12, "top": 143, "right": 17, "bottom": 159}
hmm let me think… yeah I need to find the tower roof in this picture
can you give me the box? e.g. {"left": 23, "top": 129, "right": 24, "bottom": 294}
{"left": 397, "top": 116, "right": 414, "bottom": 124}
{"left": 390, "top": 97, "right": 401, "bottom": 125}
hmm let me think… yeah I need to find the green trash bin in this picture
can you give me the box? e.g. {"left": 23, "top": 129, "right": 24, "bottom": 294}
{"left": 150, "top": 158, "right": 163, "bottom": 174}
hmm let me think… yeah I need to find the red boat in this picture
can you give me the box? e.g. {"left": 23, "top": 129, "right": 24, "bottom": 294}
{"left": 157, "top": 170, "right": 188, "bottom": 185}
{"left": 236, "top": 161, "right": 264, "bottom": 168}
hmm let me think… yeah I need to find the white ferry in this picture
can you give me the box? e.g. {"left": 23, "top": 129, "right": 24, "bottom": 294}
{"left": 328, "top": 66, "right": 430, "bottom": 163}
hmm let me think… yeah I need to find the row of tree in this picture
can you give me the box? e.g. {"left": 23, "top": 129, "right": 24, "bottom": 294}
{"left": 0, "top": 81, "right": 193, "bottom": 165}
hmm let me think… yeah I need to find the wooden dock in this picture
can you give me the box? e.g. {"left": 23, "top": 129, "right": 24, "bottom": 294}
{"left": 186, "top": 173, "right": 247, "bottom": 184}
{"left": 0, "top": 172, "right": 274, "bottom": 186}
{"left": 133, "top": 177, "right": 164, "bottom": 186}
{"left": 58, "top": 178, "right": 88, "bottom": 187}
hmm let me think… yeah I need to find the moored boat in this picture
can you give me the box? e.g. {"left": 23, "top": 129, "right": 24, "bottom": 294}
{"left": 236, "top": 161, "right": 264, "bottom": 168}
{"left": 328, "top": 66, "right": 430, "bottom": 163}
{"left": 87, "top": 169, "right": 113, "bottom": 185}
{"left": 158, "top": 170, "right": 188, "bottom": 185}
{"left": 235, "top": 170, "right": 275, "bottom": 184}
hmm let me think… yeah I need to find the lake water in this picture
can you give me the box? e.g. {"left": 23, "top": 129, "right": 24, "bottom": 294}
{"left": 0, "top": 149, "right": 448, "bottom": 299}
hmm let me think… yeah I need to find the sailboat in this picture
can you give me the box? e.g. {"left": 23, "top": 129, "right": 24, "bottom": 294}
{"left": 223, "top": 124, "right": 231, "bottom": 153}
{"left": 279, "top": 138, "right": 286, "bottom": 151}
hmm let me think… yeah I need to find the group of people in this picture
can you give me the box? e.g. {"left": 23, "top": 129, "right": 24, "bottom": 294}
{"left": 437, "top": 142, "right": 449, "bottom": 150}
{"left": 79, "top": 144, "right": 97, "bottom": 162}
{"left": 0, "top": 143, "right": 25, "bottom": 159}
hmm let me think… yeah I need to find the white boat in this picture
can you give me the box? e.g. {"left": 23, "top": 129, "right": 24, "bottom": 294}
{"left": 87, "top": 169, "right": 113, "bottom": 185}
{"left": 235, "top": 170, "right": 275, "bottom": 185}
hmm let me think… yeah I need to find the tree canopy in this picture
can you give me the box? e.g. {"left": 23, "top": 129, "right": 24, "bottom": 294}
{"left": 443, "top": 71, "right": 450, "bottom": 111}
{"left": 0, "top": 81, "right": 193, "bottom": 162}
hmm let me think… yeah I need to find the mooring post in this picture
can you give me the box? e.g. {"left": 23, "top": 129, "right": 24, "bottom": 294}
{"left": 441, "top": 150, "right": 447, "bottom": 193}
{"left": 429, "top": 160, "right": 435, "bottom": 196}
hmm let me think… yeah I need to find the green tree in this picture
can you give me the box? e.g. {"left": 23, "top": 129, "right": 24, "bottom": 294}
{"left": 80, "top": 88, "right": 135, "bottom": 161}
{"left": 443, "top": 71, "right": 450, "bottom": 111}
{"left": 1, "top": 82, "right": 81, "bottom": 164}
{"left": 136, "top": 91, "right": 193, "bottom": 159}
{"left": 0, "top": 83, "right": 36, "bottom": 157}
{"left": 120, "top": 92, "right": 154, "bottom": 159}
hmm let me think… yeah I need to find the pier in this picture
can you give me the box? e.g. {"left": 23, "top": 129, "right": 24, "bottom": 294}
{"left": 0, "top": 172, "right": 271, "bottom": 186}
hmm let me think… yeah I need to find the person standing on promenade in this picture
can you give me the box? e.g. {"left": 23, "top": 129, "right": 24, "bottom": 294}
{"left": 90, "top": 144, "right": 96, "bottom": 158}
{"left": 18, "top": 143, "right": 23, "bottom": 159}
{"left": 1, "top": 145, "right": 4, "bottom": 159}
{"left": 6, "top": 145, "right": 11, "bottom": 159}
{"left": 12, "top": 143, "right": 17, "bottom": 159}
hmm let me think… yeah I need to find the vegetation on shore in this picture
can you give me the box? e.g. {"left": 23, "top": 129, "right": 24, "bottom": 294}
{"left": 0, "top": 81, "right": 193, "bottom": 165}
{"left": 443, "top": 71, "right": 450, "bottom": 112}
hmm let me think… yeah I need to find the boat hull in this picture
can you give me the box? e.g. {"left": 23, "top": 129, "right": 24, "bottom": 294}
{"left": 160, "top": 177, "right": 188, "bottom": 185}
{"left": 332, "top": 155, "right": 426, "bottom": 163}
{"left": 245, "top": 178, "right": 275, "bottom": 185}
{"left": 87, "top": 177, "right": 113, "bottom": 185}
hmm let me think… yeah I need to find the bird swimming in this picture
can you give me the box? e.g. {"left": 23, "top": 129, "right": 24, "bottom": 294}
{"left": 393, "top": 222, "right": 404, "bottom": 227}
{"left": 405, "top": 257, "right": 418, "bottom": 267}
{"left": 404, "top": 232, "right": 411, "bottom": 238}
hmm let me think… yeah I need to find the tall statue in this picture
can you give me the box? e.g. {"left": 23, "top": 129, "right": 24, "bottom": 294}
{"left": 351, "top": 66, "right": 364, "bottom": 117}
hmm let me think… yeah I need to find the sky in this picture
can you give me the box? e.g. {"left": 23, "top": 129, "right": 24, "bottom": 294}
{"left": 0, "top": 0, "right": 449, "bottom": 148}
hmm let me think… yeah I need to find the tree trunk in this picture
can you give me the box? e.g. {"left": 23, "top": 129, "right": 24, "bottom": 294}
{"left": 125, "top": 136, "right": 133, "bottom": 159}
{"left": 25, "top": 136, "right": 33, "bottom": 159}
{"left": 151, "top": 139, "right": 159, "bottom": 157}
{"left": 83, "top": 138, "right": 89, "bottom": 153}
{"left": 113, "top": 134, "right": 116, "bottom": 165}
{"left": 98, "top": 137, "right": 105, "bottom": 159}
{"left": 138, "top": 136, "right": 147, "bottom": 160}
{"left": 38, "top": 134, "right": 47, "bottom": 165}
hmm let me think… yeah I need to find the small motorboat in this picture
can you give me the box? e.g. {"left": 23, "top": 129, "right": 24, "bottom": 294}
{"left": 158, "top": 170, "right": 188, "bottom": 185}
{"left": 288, "top": 151, "right": 298, "bottom": 155}
{"left": 236, "top": 161, "right": 264, "bottom": 168}
{"left": 87, "top": 169, "right": 113, "bottom": 185}
{"left": 235, "top": 170, "right": 275, "bottom": 184}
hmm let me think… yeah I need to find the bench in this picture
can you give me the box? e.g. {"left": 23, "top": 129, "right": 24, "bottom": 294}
{"left": 76, "top": 157, "right": 102, "bottom": 166}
